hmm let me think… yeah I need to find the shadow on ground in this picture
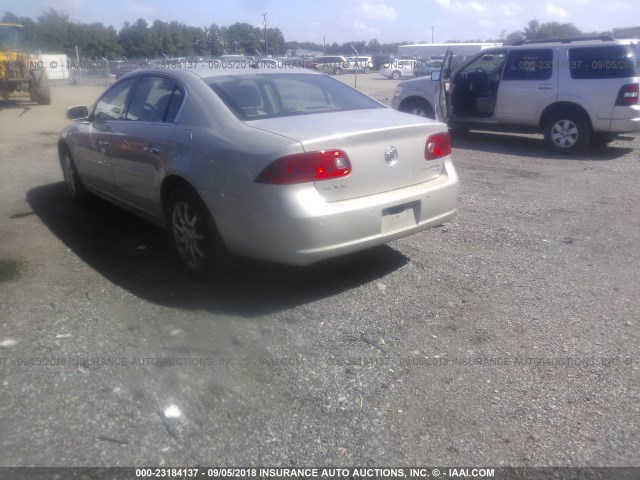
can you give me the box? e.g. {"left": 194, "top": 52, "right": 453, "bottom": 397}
{"left": 0, "top": 99, "right": 36, "bottom": 116}
{"left": 26, "top": 182, "right": 409, "bottom": 316}
{"left": 451, "top": 130, "right": 634, "bottom": 160}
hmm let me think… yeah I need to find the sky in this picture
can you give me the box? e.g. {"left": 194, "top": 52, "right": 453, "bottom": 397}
{"left": 2, "top": 0, "right": 637, "bottom": 45}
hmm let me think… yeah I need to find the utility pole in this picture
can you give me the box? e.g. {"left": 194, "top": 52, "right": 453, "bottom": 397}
{"left": 262, "top": 13, "right": 268, "bottom": 56}
{"left": 431, "top": 26, "right": 435, "bottom": 43}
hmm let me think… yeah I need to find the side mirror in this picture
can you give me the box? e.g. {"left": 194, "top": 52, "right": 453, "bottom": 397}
{"left": 66, "top": 105, "right": 89, "bottom": 120}
{"left": 431, "top": 71, "right": 441, "bottom": 81}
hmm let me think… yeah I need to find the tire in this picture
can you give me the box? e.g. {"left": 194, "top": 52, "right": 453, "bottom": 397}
{"left": 543, "top": 110, "right": 591, "bottom": 154}
{"left": 400, "top": 99, "right": 435, "bottom": 119}
{"left": 333, "top": 67, "right": 342, "bottom": 75}
{"left": 364, "top": 67, "right": 371, "bottom": 74}
{"left": 391, "top": 70, "right": 401, "bottom": 80}
{"left": 166, "top": 186, "right": 227, "bottom": 277}
{"left": 59, "top": 148, "right": 87, "bottom": 201}
{"left": 36, "top": 70, "right": 51, "bottom": 105}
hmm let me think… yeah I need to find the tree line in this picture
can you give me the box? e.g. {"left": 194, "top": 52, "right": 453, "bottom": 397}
{"left": 2, "top": 9, "right": 288, "bottom": 59}
{"left": 1, "top": 9, "right": 631, "bottom": 61}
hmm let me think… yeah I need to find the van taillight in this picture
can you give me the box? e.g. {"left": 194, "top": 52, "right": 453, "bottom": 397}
{"left": 425, "top": 132, "right": 451, "bottom": 160}
{"left": 616, "top": 84, "right": 639, "bottom": 106}
{"left": 256, "top": 150, "right": 351, "bottom": 184}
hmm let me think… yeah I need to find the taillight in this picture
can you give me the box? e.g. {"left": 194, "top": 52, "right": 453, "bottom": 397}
{"left": 425, "top": 132, "right": 451, "bottom": 160}
{"left": 616, "top": 83, "right": 639, "bottom": 106}
{"left": 256, "top": 150, "right": 351, "bottom": 184}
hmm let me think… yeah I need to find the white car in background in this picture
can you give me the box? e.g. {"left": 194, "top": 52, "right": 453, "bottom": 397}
{"left": 345, "top": 56, "right": 373, "bottom": 73}
{"left": 380, "top": 59, "right": 419, "bottom": 79}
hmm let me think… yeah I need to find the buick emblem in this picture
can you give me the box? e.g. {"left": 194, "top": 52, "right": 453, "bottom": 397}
{"left": 385, "top": 145, "right": 399, "bottom": 166}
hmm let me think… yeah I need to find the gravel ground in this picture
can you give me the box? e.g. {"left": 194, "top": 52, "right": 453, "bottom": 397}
{"left": 0, "top": 73, "right": 638, "bottom": 469}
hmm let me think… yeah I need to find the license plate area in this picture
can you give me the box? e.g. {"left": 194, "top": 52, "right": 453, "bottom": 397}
{"left": 381, "top": 201, "right": 419, "bottom": 233}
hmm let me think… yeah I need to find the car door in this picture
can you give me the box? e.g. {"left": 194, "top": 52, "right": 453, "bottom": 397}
{"left": 495, "top": 48, "right": 557, "bottom": 126}
{"left": 434, "top": 49, "right": 453, "bottom": 123}
{"left": 447, "top": 49, "right": 508, "bottom": 120}
{"left": 75, "top": 77, "right": 138, "bottom": 195}
{"left": 109, "top": 75, "right": 184, "bottom": 215}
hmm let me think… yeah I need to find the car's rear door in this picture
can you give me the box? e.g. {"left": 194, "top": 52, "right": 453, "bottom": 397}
{"left": 109, "top": 75, "right": 184, "bottom": 215}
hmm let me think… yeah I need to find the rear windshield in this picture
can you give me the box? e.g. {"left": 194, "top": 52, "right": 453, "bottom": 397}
{"left": 206, "top": 73, "right": 384, "bottom": 120}
{"left": 569, "top": 45, "right": 640, "bottom": 79}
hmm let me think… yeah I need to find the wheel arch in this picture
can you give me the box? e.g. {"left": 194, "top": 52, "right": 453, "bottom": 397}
{"left": 57, "top": 139, "right": 70, "bottom": 159}
{"left": 398, "top": 95, "right": 435, "bottom": 115}
{"left": 160, "top": 174, "right": 200, "bottom": 218}
{"left": 539, "top": 102, "right": 593, "bottom": 134}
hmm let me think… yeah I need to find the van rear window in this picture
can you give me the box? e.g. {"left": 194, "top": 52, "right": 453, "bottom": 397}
{"left": 569, "top": 45, "right": 639, "bottom": 79}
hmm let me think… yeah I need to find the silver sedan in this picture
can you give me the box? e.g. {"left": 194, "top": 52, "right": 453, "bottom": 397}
{"left": 59, "top": 65, "right": 459, "bottom": 275}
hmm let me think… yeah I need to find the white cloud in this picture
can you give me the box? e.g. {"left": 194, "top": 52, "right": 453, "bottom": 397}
{"left": 344, "top": 20, "right": 368, "bottom": 31}
{"left": 127, "top": 1, "right": 157, "bottom": 19}
{"left": 606, "top": 1, "right": 632, "bottom": 11}
{"left": 499, "top": 1, "right": 523, "bottom": 17}
{"left": 545, "top": 2, "right": 569, "bottom": 19}
{"left": 558, "top": 0, "right": 590, "bottom": 5}
{"left": 361, "top": 2, "right": 396, "bottom": 21}
{"left": 435, "top": 0, "right": 488, "bottom": 13}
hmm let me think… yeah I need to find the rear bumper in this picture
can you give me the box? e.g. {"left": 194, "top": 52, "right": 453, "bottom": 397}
{"left": 609, "top": 105, "right": 640, "bottom": 133}
{"left": 201, "top": 158, "right": 459, "bottom": 265}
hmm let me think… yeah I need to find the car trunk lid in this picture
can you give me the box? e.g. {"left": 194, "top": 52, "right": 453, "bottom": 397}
{"left": 248, "top": 109, "right": 447, "bottom": 202}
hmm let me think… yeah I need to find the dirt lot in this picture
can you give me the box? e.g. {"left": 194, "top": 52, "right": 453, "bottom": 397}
{"left": 0, "top": 74, "right": 639, "bottom": 470}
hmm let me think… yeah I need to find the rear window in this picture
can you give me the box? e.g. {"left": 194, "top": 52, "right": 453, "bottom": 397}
{"left": 569, "top": 45, "right": 640, "bottom": 79}
{"left": 207, "top": 73, "right": 384, "bottom": 120}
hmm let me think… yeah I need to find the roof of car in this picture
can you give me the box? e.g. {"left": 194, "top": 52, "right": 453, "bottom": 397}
{"left": 128, "top": 63, "right": 321, "bottom": 82}
{"left": 506, "top": 38, "right": 639, "bottom": 48}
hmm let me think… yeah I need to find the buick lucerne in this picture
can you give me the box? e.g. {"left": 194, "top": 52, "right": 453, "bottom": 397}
{"left": 59, "top": 66, "right": 459, "bottom": 275}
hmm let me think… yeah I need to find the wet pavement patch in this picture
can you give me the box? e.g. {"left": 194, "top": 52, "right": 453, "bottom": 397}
{"left": 0, "top": 259, "right": 21, "bottom": 282}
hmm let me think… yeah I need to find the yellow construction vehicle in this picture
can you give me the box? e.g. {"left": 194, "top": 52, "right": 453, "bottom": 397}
{"left": 0, "top": 23, "right": 50, "bottom": 104}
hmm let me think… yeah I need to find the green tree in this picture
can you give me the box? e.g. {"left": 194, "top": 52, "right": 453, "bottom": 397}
{"left": 524, "top": 19, "right": 540, "bottom": 39}
{"left": 223, "top": 22, "right": 261, "bottom": 55}
{"left": 119, "top": 18, "right": 155, "bottom": 58}
{"left": 367, "top": 38, "right": 381, "bottom": 54}
{"left": 265, "top": 27, "right": 284, "bottom": 55}
{"left": 205, "top": 24, "right": 224, "bottom": 56}
{"left": 537, "top": 21, "right": 581, "bottom": 39}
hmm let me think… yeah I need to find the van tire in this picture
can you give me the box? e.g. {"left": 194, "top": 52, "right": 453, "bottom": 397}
{"left": 543, "top": 110, "right": 591, "bottom": 154}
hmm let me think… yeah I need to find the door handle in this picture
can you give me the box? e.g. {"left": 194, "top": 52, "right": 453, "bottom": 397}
{"left": 144, "top": 146, "right": 160, "bottom": 154}
{"left": 97, "top": 140, "right": 109, "bottom": 154}
{"left": 538, "top": 85, "right": 553, "bottom": 90}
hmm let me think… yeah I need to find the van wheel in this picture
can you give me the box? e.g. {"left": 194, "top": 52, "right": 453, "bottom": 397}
{"left": 364, "top": 67, "right": 371, "bottom": 74}
{"left": 333, "top": 67, "right": 342, "bottom": 75}
{"left": 543, "top": 110, "right": 591, "bottom": 154}
{"left": 391, "top": 70, "right": 401, "bottom": 80}
{"left": 400, "top": 99, "right": 434, "bottom": 119}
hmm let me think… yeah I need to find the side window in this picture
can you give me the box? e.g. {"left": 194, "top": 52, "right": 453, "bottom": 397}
{"left": 569, "top": 46, "right": 639, "bottom": 79}
{"left": 459, "top": 51, "right": 508, "bottom": 76}
{"left": 93, "top": 78, "right": 137, "bottom": 121}
{"left": 126, "top": 76, "right": 184, "bottom": 123}
{"left": 503, "top": 49, "right": 553, "bottom": 81}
